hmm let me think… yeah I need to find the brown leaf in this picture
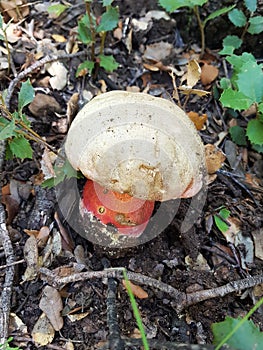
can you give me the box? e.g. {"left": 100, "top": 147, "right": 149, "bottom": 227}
{"left": 205, "top": 144, "right": 226, "bottom": 174}
{"left": 200, "top": 62, "right": 219, "bottom": 85}
{"left": 179, "top": 85, "right": 210, "bottom": 97}
{"left": 187, "top": 111, "right": 207, "bottom": 130}
{"left": 32, "top": 313, "right": 55, "bottom": 346}
{"left": 29, "top": 93, "right": 62, "bottom": 117}
{"left": 122, "top": 280, "right": 148, "bottom": 299}
{"left": 23, "top": 235, "right": 39, "bottom": 281}
{"left": 0, "top": 0, "right": 29, "bottom": 22}
{"left": 39, "top": 286, "right": 64, "bottom": 331}
{"left": 185, "top": 59, "right": 201, "bottom": 88}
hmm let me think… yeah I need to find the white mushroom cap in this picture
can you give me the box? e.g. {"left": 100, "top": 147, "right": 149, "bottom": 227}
{"left": 65, "top": 91, "right": 205, "bottom": 201}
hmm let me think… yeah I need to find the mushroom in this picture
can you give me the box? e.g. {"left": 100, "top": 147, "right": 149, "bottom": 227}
{"left": 65, "top": 91, "right": 205, "bottom": 237}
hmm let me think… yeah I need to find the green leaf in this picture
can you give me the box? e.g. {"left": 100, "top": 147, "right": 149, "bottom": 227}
{"left": 214, "top": 208, "right": 230, "bottom": 233}
{"left": 228, "top": 9, "right": 247, "bottom": 27}
{"left": 0, "top": 14, "right": 3, "bottom": 29}
{"left": 8, "top": 136, "right": 33, "bottom": 159}
{"left": 248, "top": 16, "right": 263, "bottom": 34}
{"left": 0, "top": 120, "right": 16, "bottom": 140}
{"left": 229, "top": 125, "right": 247, "bottom": 146}
{"left": 98, "top": 54, "right": 118, "bottom": 72}
{"left": 103, "top": 0, "right": 114, "bottom": 5}
{"left": 77, "top": 14, "right": 93, "bottom": 44}
{"left": 212, "top": 316, "right": 263, "bottom": 349}
{"left": 244, "top": 0, "right": 257, "bottom": 13}
{"left": 18, "top": 79, "right": 35, "bottom": 113}
{"left": 219, "top": 35, "right": 242, "bottom": 55}
{"left": 220, "top": 88, "right": 253, "bottom": 110}
{"left": 47, "top": 4, "right": 69, "bottom": 17}
{"left": 219, "top": 78, "right": 231, "bottom": 90}
{"left": 158, "top": 0, "right": 207, "bottom": 12}
{"left": 203, "top": 5, "right": 235, "bottom": 26}
{"left": 252, "top": 143, "right": 263, "bottom": 153}
{"left": 227, "top": 52, "right": 256, "bottom": 72}
{"left": 246, "top": 119, "right": 263, "bottom": 145}
{"left": 236, "top": 61, "right": 263, "bottom": 103}
{"left": 258, "top": 103, "right": 263, "bottom": 121}
{"left": 76, "top": 60, "right": 95, "bottom": 77}
{"left": 96, "top": 6, "right": 119, "bottom": 32}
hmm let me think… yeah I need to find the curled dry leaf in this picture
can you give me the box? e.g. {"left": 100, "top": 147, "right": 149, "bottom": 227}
{"left": 205, "top": 144, "right": 226, "bottom": 174}
{"left": 200, "top": 62, "right": 219, "bottom": 86}
{"left": 32, "top": 312, "right": 55, "bottom": 346}
{"left": 46, "top": 61, "right": 68, "bottom": 90}
{"left": 22, "top": 235, "right": 39, "bottom": 281}
{"left": 122, "top": 280, "right": 148, "bottom": 299}
{"left": 39, "top": 285, "right": 64, "bottom": 331}
{"left": 187, "top": 111, "right": 207, "bottom": 131}
{"left": 183, "top": 59, "right": 201, "bottom": 88}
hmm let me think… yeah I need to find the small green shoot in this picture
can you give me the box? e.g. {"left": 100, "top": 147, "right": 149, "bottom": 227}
{"left": 212, "top": 296, "right": 263, "bottom": 350}
{"left": 122, "top": 269, "right": 149, "bottom": 350}
{"left": 158, "top": 0, "right": 235, "bottom": 55}
{"left": 0, "top": 337, "right": 21, "bottom": 350}
{"left": 77, "top": 0, "right": 119, "bottom": 76}
{"left": 47, "top": 4, "right": 69, "bottom": 18}
{"left": 214, "top": 207, "right": 231, "bottom": 233}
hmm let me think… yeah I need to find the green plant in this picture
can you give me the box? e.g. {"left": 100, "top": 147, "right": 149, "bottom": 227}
{"left": 220, "top": 0, "right": 263, "bottom": 55}
{"left": 0, "top": 337, "right": 21, "bottom": 350}
{"left": 219, "top": 52, "right": 263, "bottom": 152}
{"left": 158, "top": 0, "right": 235, "bottom": 55}
{"left": 76, "top": 0, "right": 119, "bottom": 76}
{"left": 212, "top": 296, "right": 263, "bottom": 350}
{"left": 213, "top": 207, "right": 231, "bottom": 233}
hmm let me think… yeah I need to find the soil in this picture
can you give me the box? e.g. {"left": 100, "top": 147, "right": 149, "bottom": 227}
{"left": 0, "top": 0, "right": 263, "bottom": 349}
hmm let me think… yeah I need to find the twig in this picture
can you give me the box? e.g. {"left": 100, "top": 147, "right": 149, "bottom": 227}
{"left": 0, "top": 204, "right": 15, "bottom": 345}
{"left": 40, "top": 267, "right": 263, "bottom": 313}
{"left": 5, "top": 51, "right": 85, "bottom": 109}
{"left": 0, "top": 258, "right": 24, "bottom": 270}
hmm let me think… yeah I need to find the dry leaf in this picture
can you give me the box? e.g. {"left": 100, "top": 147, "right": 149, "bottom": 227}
{"left": 39, "top": 286, "right": 64, "bottom": 331}
{"left": 67, "top": 311, "right": 90, "bottom": 322}
{"left": 46, "top": 61, "right": 68, "bottom": 90}
{"left": 32, "top": 313, "right": 55, "bottom": 346}
{"left": 67, "top": 92, "right": 79, "bottom": 126}
{"left": 0, "top": 0, "right": 29, "bottom": 22}
{"left": 200, "top": 62, "right": 219, "bottom": 85}
{"left": 29, "top": 93, "right": 62, "bottom": 116}
{"left": 205, "top": 144, "right": 226, "bottom": 174}
{"left": 143, "top": 42, "right": 173, "bottom": 62}
{"left": 179, "top": 85, "right": 210, "bottom": 97}
{"left": 187, "top": 111, "right": 207, "bottom": 130}
{"left": 185, "top": 59, "right": 201, "bottom": 88}
{"left": 9, "top": 313, "right": 28, "bottom": 334}
{"left": 251, "top": 228, "right": 263, "bottom": 261}
{"left": 52, "top": 34, "right": 67, "bottom": 43}
{"left": 40, "top": 147, "right": 57, "bottom": 180}
{"left": 122, "top": 280, "right": 148, "bottom": 299}
{"left": 23, "top": 235, "right": 39, "bottom": 281}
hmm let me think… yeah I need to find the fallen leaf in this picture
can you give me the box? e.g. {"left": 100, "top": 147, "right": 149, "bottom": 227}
{"left": 46, "top": 61, "right": 68, "bottom": 90}
{"left": 184, "top": 59, "right": 201, "bottom": 88}
{"left": 179, "top": 85, "right": 210, "bottom": 97}
{"left": 23, "top": 235, "right": 39, "bottom": 281}
{"left": 122, "top": 280, "right": 148, "bottom": 299}
{"left": 143, "top": 42, "right": 173, "bottom": 62}
{"left": 52, "top": 34, "right": 67, "bottom": 43}
{"left": 67, "top": 92, "right": 79, "bottom": 126}
{"left": 9, "top": 313, "right": 28, "bottom": 334}
{"left": 29, "top": 93, "right": 63, "bottom": 116}
{"left": 251, "top": 228, "right": 263, "bottom": 261}
{"left": 0, "top": 0, "right": 29, "bottom": 22}
{"left": 67, "top": 311, "right": 90, "bottom": 322}
{"left": 32, "top": 313, "right": 55, "bottom": 346}
{"left": 200, "top": 62, "right": 219, "bottom": 85}
{"left": 39, "top": 285, "right": 64, "bottom": 331}
{"left": 187, "top": 111, "right": 207, "bottom": 130}
{"left": 205, "top": 144, "right": 226, "bottom": 174}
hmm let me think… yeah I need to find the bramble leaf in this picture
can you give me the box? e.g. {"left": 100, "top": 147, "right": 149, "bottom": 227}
{"left": 226, "top": 52, "right": 256, "bottom": 72}
{"left": 229, "top": 126, "right": 247, "bottom": 146}
{"left": 220, "top": 88, "right": 253, "bottom": 110}
{"left": 8, "top": 136, "right": 33, "bottom": 159}
{"left": 212, "top": 316, "right": 263, "bottom": 349}
{"left": 204, "top": 5, "right": 235, "bottom": 26}
{"left": 76, "top": 60, "right": 95, "bottom": 77}
{"left": 158, "top": 0, "right": 207, "bottom": 12}
{"left": 96, "top": 6, "right": 119, "bottom": 32}
{"left": 244, "top": 0, "right": 257, "bottom": 13}
{"left": 246, "top": 119, "right": 263, "bottom": 145}
{"left": 219, "top": 35, "right": 242, "bottom": 55}
{"left": 0, "top": 119, "right": 16, "bottom": 140}
{"left": 228, "top": 9, "right": 247, "bottom": 27}
{"left": 103, "top": 0, "right": 114, "bottom": 5}
{"left": 78, "top": 14, "right": 93, "bottom": 44}
{"left": 248, "top": 16, "right": 263, "bottom": 34}
{"left": 98, "top": 54, "right": 118, "bottom": 72}
{"left": 18, "top": 79, "right": 35, "bottom": 113}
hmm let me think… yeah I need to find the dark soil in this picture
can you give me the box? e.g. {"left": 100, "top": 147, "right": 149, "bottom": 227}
{"left": 0, "top": 0, "right": 263, "bottom": 349}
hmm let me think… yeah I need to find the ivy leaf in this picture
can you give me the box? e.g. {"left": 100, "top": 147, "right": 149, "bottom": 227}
{"left": 244, "top": 0, "right": 257, "bottom": 13}
{"left": 246, "top": 119, "right": 263, "bottom": 145}
{"left": 248, "top": 16, "right": 263, "bottom": 34}
{"left": 18, "top": 79, "right": 35, "bottom": 114}
{"left": 229, "top": 125, "right": 247, "bottom": 146}
{"left": 212, "top": 316, "right": 263, "bottom": 349}
{"left": 8, "top": 136, "right": 33, "bottom": 159}
{"left": 98, "top": 54, "right": 118, "bottom": 72}
{"left": 0, "top": 119, "right": 16, "bottom": 140}
{"left": 158, "top": 0, "right": 207, "bottom": 12}
{"left": 220, "top": 88, "right": 253, "bottom": 110}
{"left": 76, "top": 60, "right": 95, "bottom": 77}
{"left": 96, "top": 6, "right": 119, "bottom": 33}
{"left": 219, "top": 35, "right": 242, "bottom": 55}
{"left": 228, "top": 9, "right": 247, "bottom": 27}
{"left": 203, "top": 5, "right": 235, "bottom": 26}
{"left": 214, "top": 208, "right": 230, "bottom": 233}
{"left": 236, "top": 61, "right": 263, "bottom": 103}
{"left": 78, "top": 14, "right": 93, "bottom": 44}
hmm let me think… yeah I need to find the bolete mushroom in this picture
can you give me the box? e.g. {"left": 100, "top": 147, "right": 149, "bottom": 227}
{"left": 65, "top": 91, "right": 205, "bottom": 237}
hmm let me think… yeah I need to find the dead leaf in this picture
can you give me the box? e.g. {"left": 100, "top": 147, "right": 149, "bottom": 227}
{"left": 32, "top": 313, "right": 55, "bottom": 346}
{"left": 126, "top": 86, "right": 141, "bottom": 92}
{"left": 200, "top": 62, "right": 219, "bottom": 85}
{"left": 46, "top": 61, "right": 68, "bottom": 90}
{"left": 0, "top": 0, "right": 29, "bottom": 22}
{"left": 52, "top": 34, "right": 67, "bottom": 43}
{"left": 9, "top": 313, "right": 28, "bottom": 335}
{"left": 29, "top": 93, "right": 62, "bottom": 117}
{"left": 67, "top": 92, "right": 79, "bottom": 126}
{"left": 251, "top": 228, "right": 263, "bottom": 261}
{"left": 40, "top": 147, "right": 57, "bottom": 180}
{"left": 54, "top": 211, "right": 74, "bottom": 252}
{"left": 122, "top": 280, "right": 148, "bottom": 299}
{"left": 184, "top": 59, "right": 201, "bottom": 88}
{"left": 205, "top": 144, "right": 226, "bottom": 174}
{"left": 143, "top": 42, "right": 173, "bottom": 62}
{"left": 187, "top": 111, "right": 207, "bottom": 130}
{"left": 23, "top": 235, "right": 39, "bottom": 281}
{"left": 67, "top": 311, "right": 90, "bottom": 322}
{"left": 179, "top": 85, "right": 210, "bottom": 97}
{"left": 39, "top": 285, "right": 64, "bottom": 331}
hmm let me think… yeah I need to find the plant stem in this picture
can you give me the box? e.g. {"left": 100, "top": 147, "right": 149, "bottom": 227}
{"left": 85, "top": 1, "right": 96, "bottom": 62}
{"left": 194, "top": 5, "right": 205, "bottom": 56}
{"left": 100, "top": 31, "right": 106, "bottom": 55}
